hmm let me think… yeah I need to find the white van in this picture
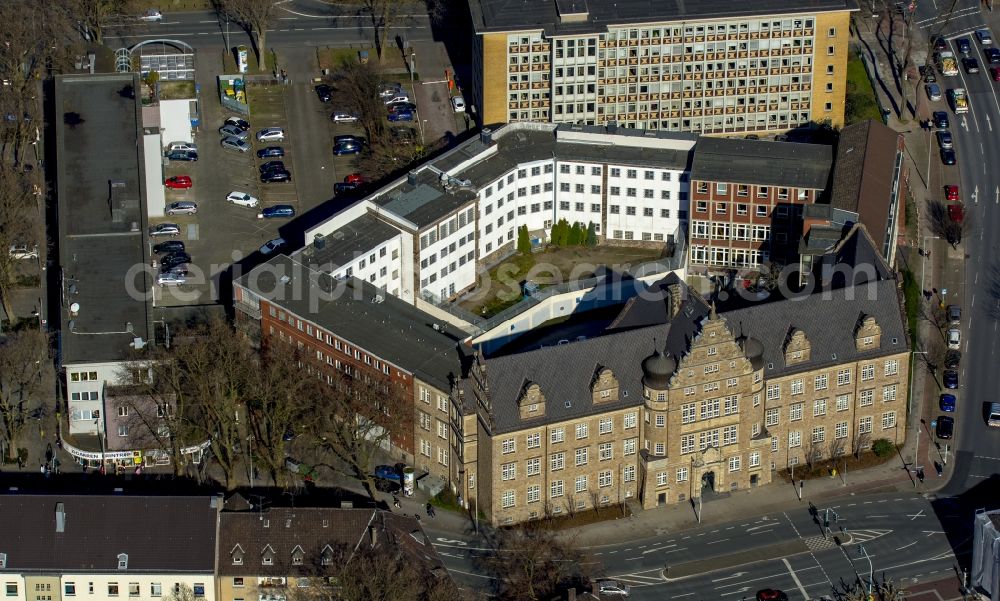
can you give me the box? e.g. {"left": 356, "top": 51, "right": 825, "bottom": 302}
{"left": 166, "top": 141, "right": 197, "bottom": 153}
{"left": 988, "top": 403, "right": 1000, "bottom": 427}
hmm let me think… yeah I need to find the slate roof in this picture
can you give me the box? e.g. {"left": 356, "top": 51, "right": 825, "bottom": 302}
{"left": 469, "top": 0, "right": 857, "bottom": 35}
{"left": 55, "top": 73, "right": 153, "bottom": 364}
{"left": 817, "top": 223, "right": 894, "bottom": 287}
{"left": 237, "top": 255, "right": 469, "bottom": 391}
{"left": 829, "top": 120, "right": 902, "bottom": 257}
{"left": 690, "top": 137, "right": 833, "bottom": 189}
{"left": 308, "top": 215, "right": 399, "bottom": 268}
{"left": 0, "top": 495, "right": 217, "bottom": 573}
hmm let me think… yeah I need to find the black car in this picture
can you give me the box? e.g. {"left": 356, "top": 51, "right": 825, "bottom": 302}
{"left": 958, "top": 38, "right": 972, "bottom": 53}
{"left": 259, "top": 160, "right": 286, "bottom": 173}
{"left": 987, "top": 48, "right": 1000, "bottom": 64}
{"left": 153, "top": 240, "right": 185, "bottom": 254}
{"left": 920, "top": 65, "right": 937, "bottom": 83}
{"left": 963, "top": 57, "right": 981, "bottom": 73}
{"left": 936, "top": 415, "right": 955, "bottom": 439}
{"left": 941, "top": 148, "right": 957, "bottom": 165}
{"left": 334, "top": 182, "right": 359, "bottom": 195}
{"left": 933, "top": 111, "right": 950, "bottom": 129}
{"left": 945, "top": 350, "right": 961, "bottom": 369}
{"left": 933, "top": 36, "right": 948, "bottom": 51}
{"left": 334, "top": 134, "right": 367, "bottom": 145}
{"left": 315, "top": 84, "right": 332, "bottom": 102}
{"left": 256, "top": 146, "right": 285, "bottom": 158}
{"left": 161, "top": 252, "right": 192, "bottom": 269}
{"left": 261, "top": 170, "right": 292, "bottom": 183}
{"left": 224, "top": 116, "right": 250, "bottom": 131}
{"left": 166, "top": 150, "right": 198, "bottom": 161}
{"left": 944, "top": 369, "right": 959, "bottom": 389}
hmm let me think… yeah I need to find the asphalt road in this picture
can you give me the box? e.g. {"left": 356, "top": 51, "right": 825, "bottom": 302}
{"left": 107, "top": 0, "right": 434, "bottom": 50}
{"left": 425, "top": 492, "right": 965, "bottom": 600}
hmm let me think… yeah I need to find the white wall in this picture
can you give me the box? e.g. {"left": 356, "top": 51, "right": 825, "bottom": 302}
{"left": 304, "top": 200, "right": 378, "bottom": 242}
{"left": 603, "top": 163, "right": 686, "bottom": 243}
{"left": 65, "top": 360, "right": 132, "bottom": 436}
{"left": 1, "top": 576, "right": 25, "bottom": 601}
{"left": 143, "top": 134, "right": 165, "bottom": 219}
{"left": 158, "top": 99, "right": 195, "bottom": 148}
{"left": 331, "top": 235, "right": 403, "bottom": 296}
{"left": 419, "top": 205, "right": 478, "bottom": 302}
{"left": 60, "top": 574, "right": 215, "bottom": 601}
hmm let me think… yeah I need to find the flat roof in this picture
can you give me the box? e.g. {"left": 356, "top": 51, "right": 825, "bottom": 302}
{"left": 238, "top": 255, "right": 469, "bottom": 390}
{"left": 690, "top": 136, "right": 833, "bottom": 189}
{"left": 55, "top": 74, "right": 152, "bottom": 364}
{"left": 295, "top": 214, "right": 399, "bottom": 268}
{"left": 469, "top": 0, "right": 857, "bottom": 35}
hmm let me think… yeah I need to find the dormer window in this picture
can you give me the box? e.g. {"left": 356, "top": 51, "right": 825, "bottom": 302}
{"left": 117, "top": 553, "right": 128, "bottom": 570}
{"left": 262, "top": 544, "right": 275, "bottom": 566}
{"left": 321, "top": 545, "right": 334, "bottom": 566}
{"left": 231, "top": 544, "right": 244, "bottom": 566}
{"left": 291, "top": 545, "right": 304, "bottom": 565}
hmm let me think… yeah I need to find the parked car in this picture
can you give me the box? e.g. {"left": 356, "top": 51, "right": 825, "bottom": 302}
{"left": 925, "top": 83, "right": 942, "bottom": 101}
{"left": 156, "top": 272, "right": 187, "bottom": 286}
{"left": 165, "top": 201, "right": 198, "bottom": 215}
{"left": 945, "top": 350, "right": 961, "bottom": 369}
{"left": 260, "top": 237, "right": 287, "bottom": 255}
{"left": 595, "top": 580, "right": 630, "bottom": 598}
{"left": 333, "top": 141, "right": 363, "bottom": 155}
{"left": 374, "top": 465, "right": 402, "bottom": 481}
{"left": 331, "top": 110, "right": 359, "bottom": 123}
{"left": 164, "top": 175, "right": 192, "bottom": 189}
{"left": 315, "top": 84, "right": 332, "bottom": 102}
{"left": 377, "top": 83, "right": 402, "bottom": 98}
{"left": 161, "top": 252, "right": 192, "bottom": 269}
{"left": 161, "top": 264, "right": 190, "bottom": 277}
{"left": 947, "top": 327, "right": 961, "bottom": 349}
{"left": 219, "top": 123, "right": 249, "bottom": 139}
{"left": 166, "top": 150, "right": 197, "bottom": 162}
{"left": 992, "top": 67, "right": 1000, "bottom": 82}
{"left": 977, "top": 29, "right": 993, "bottom": 45}
{"left": 388, "top": 109, "right": 414, "bottom": 122}
{"left": 335, "top": 134, "right": 366, "bottom": 145}
{"left": 937, "top": 130, "right": 953, "bottom": 149}
{"left": 945, "top": 184, "right": 959, "bottom": 200}
{"left": 166, "top": 141, "right": 197, "bottom": 153}
{"left": 261, "top": 205, "right": 295, "bottom": 218}
{"left": 259, "top": 160, "right": 286, "bottom": 173}
{"left": 8, "top": 243, "right": 38, "bottom": 259}
{"left": 387, "top": 101, "right": 417, "bottom": 114}
{"left": 944, "top": 369, "right": 959, "bottom": 389}
{"left": 451, "top": 95, "right": 466, "bottom": 112}
{"left": 921, "top": 65, "right": 937, "bottom": 83}
{"left": 256, "top": 127, "right": 285, "bottom": 142}
{"left": 963, "top": 57, "right": 981, "bottom": 74}
{"left": 153, "top": 240, "right": 185, "bottom": 254}
{"left": 949, "top": 203, "right": 964, "bottom": 223}
{"left": 261, "top": 170, "right": 292, "bottom": 183}
{"left": 344, "top": 173, "right": 366, "bottom": 185}
{"left": 933, "top": 111, "right": 950, "bottom": 129}
{"left": 383, "top": 94, "right": 410, "bottom": 105}
{"left": 138, "top": 9, "right": 163, "bottom": 21}
{"left": 958, "top": 38, "right": 972, "bottom": 53}
{"left": 224, "top": 117, "right": 250, "bottom": 131}
{"left": 257, "top": 146, "right": 285, "bottom": 158}
{"left": 390, "top": 126, "right": 416, "bottom": 145}
{"left": 987, "top": 48, "right": 1000, "bottom": 64}
{"left": 933, "top": 36, "right": 948, "bottom": 51}
{"left": 936, "top": 415, "right": 955, "bottom": 439}
{"left": 941, "top": 148, "right": 957, "bottom": 165}
{"left": 940, "top": 394, "right": 957, "bottom": 412}
{"left": 226, "top": 191, "right": 259, "bottom": 208}
{"left": 756, "top": 590, "right": 789, "bottom": 601}
{"left": 221, "top": 136, "right": 251, "bottom": 153}
{"left": 334, "top": 182, "right": 358, "bottom": 195}
{"left": 948, "top": 304, "right": 962, "bottom": 324}
{"left": 149, "top": 223, "right": 180, "bottom": 237}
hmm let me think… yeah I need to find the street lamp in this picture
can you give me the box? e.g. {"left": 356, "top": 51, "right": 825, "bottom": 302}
{"left": 857, "top": 544, "right": 874, "bottom": 597}
{"left": 919, "top": 235, "right": 940, "bottom": 296}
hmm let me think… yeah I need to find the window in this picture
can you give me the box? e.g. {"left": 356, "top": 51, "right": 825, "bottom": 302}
{"left": 699, "top": 429, "right": 719, "bottom": 449}
{"left": 861, "top": 364, "right": 875, "bottom": 381}
{"left": 575, "top": 447, "right": 589, "bottom": 466}
{"left": 599, "top": 417, "right": 612, "bottom": 434}
{"left": 599, "top": 470, "right": 613, "bottom": 488}
{"left": 624, "top": 465, "right": 636, "bottom": 482}
{"left": 550, "top": 480, "right": 565, "bottom": 497}
{"left": 766, "top": 384, "right": 780, "bottom": 401}
{"left": 681, "top": 404, "right": 696, "bottom": 424}
{"left": 729, "top": 456, "right": 741, "bottom": 472}
{"left": 524, "top": 433, "right": 541, "bottom": 449}
{"left": 681, "top": 434, "right": 695, "bottom": 454}
{"left": 654, "top": 442, "right": 665, "bottom": 455}
{"left": 859, "top": 416, "right": 873, "bottom": 434}
{"left": 4, "top": 585, "right": 16, "bottom": 598}
{"left": 526, "top": 457, "right": 541, "bottom": 476}
{"left": 129, "top": 584, "right": 140, "bottom": 597}
{"left": 877, "top": 360, "right": 899, "bottom": 379}
{"left": 772, "top": 437, "right": 779, "bottom": 452}
{"left": 117, "top": 425, "right": 129, "bottom": 437}
{"left": 790, "top": 379, "right": 804, "bottom": 395}
{"left": 883, "top": 385, "right": 897, "bottom": 401}
{"left": 502, "top": 490, "right": 515, "bottom": 508}
{"left": 550, "top": 452, "right": 565, "bottom": 471}
{"left": 827, "top": 45, "right": 835, "bottom": 56}
{"left": 551, "top": 428, "right": 565, "bottom": 443}
{"left": 151, "top": 584, "right": 162, "bottom": 598}
{"left": 814, "top": 398, "right": 827, "bottom": 416}
{"left": 233, "top": 578, "right": 244, "bottom": 588}
{"left": 749, "top": 451, "right": 761, "bottom": 467}
{"left": 788, "top": 431, "right": 802, "bottom": 448}
{"left": 789, "top": 403, "right": 803, "bottom": 421}
{"left": 765, "top": 408, "right": 779, "bottom": 427}
{"left": 676, "top": 467, "right": 688, "bottom": 482}
{"left": 527, "top": 485, "right": 541, "bottom": 503}
{"left": 700, "top": 399, "right": 720, "bottom": 420}
{"left": 108, "top": 584, "right": 119, "bottom": 597}
{"left": 576, "top": 423, "right": 589, "bottom": 439}
{"left": 65, "top": 583, "right": 76, "bottom": 597}
{"left": 624, "top": 438, "right": 637, "bottom": 455}
{"left": 812, "top": 427, "right": 825, "bottom": 443}
{"left": 624, "top": 412, "right": 637, "bottom": 429}
{"left": 860, "top": 389, "right": 874, "bottom": 406}
{"left": 815, "top": 374, "right": 828, "bottom": 390}
{"left": 501, "top": 462, "right": 516, "bottom": 481}
{"left": 655, "top": 414, "right": 666, "bottom": 427}
{"left": 502, "top": 438, "right": 515, "bottom": 454}
{"left": 575, "top": 475, "right": 588, "bottom": 492}
{"left": 882, "top": 411, "right": 896, "bottom": 429}
{"left": 723, "top": 425, "right": 738, "bottom": 445}
{"left": 118, "top": 554, "right": 128, "bottom": 570}
{"left": 836, "top": 421, "right": 849, "bottom": 439}
{"left": 599, "top": 442, "right": 613, "bottom": 460}
{"left": 836, "top": 394, "right": 851, "bottom": 411}
{"left": 837, "top": 369, "right": 852, "bottom": 386}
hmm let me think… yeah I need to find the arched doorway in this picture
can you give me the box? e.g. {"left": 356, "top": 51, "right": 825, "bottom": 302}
{"left": 701, "top": 471, "right": 716, "bottom": 493}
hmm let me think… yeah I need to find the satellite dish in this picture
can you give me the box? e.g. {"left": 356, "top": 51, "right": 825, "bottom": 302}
{"left": 69, "top": 302, "right": 80, "bottom": 315}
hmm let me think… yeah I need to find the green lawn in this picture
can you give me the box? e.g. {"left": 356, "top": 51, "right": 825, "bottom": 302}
{"left": 845, "top": 54, "right": 883, "bottom": 124}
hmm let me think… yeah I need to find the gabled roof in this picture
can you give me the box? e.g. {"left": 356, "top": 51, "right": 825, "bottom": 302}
{"left": 690, "top": 137, "right": 833, "bottom": 189}
{"left": 0, "top": 495, "right": 217, "bottom": 573}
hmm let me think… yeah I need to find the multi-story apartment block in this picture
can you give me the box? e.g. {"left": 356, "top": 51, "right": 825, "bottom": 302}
{"left": 299, "top": 123, "right": 694, "bottom": 305}
{"left": 686, "top": 136, "right": 833, "bottom": 273}
{"left": 0, "top": 495, "right": 218, "bottom": 601}
{"left": 467, "top": 0, "right": 855, "bottom": 132}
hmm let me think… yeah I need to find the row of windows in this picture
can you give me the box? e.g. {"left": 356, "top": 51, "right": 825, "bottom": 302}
{"left": 766, "top": 366, "right": 900, "bottom": 400}
{"left": 770, "top": 413, "right": 896, "bottom": 449}
{"left": 39, "top": 582, "right": 205, "bottom": 598}
{"left": 501, "top": 413, "right": 639, "bottom": 453}
{"left": 500, "top": 466, "right": 637, "bottom": 509}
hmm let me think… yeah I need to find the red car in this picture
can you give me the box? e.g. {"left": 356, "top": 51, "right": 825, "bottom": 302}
{"left": 992, "top": 67, "right": 1000, "bottom": 81}
{"left": 165, "top": 175, "right": 192, "bottom": 189}
{"left": 948, "top": 203, "right": 965, "bottom": 223}
{"left": 344, "top": 173, "right": 366, "bottom": 185}
{"left": 945, "top": 185, "right": 959, "bottom": 201}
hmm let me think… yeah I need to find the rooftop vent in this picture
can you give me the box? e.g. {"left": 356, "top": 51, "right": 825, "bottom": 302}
{"left": 372, "top": 295, "right": 384, "bottom": 304}
{"left": 279, "top": 275, "right": 291, "bottom": 285}
{"left": 313, "top": 234, "right": 326, "bottom": 250}
{"left": 131, "top": 337, "right": 146, "bottom": 350}
{"left": 55, "top": 503, "right": 66, "bottom": 533}
{"left": 407, "top": 170, "right": 418, "bottom": 186}
{"left": 480, "top": 128, "right": 493, "bottom": 145}
{"left": 564, "top": 400, "right": 572, "bottom": 408}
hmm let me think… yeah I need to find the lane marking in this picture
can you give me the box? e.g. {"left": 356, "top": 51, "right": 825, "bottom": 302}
{"left": 783, "top": 557, "right": 810, "bottom": 601}
{"left": 707, "top": 538, "right": 730, "bottom": 545}
{"left": 895, "top": 541, "right": 918, "bottom": 551}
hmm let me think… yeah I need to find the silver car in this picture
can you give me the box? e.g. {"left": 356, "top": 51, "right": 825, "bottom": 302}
{"left": 221, "top": 136, "right": 251, "bottom": 152}
{"left": 219, "top": 123, "right": 249, "bottom": 139}
{"left": 165, "top": 201, "right": 198, "bottom": 215}
{"left": 149, "top": 223, "right": 180, "bottom": 237}
{"left": 256, "top": 127, "right": 286, "bottom": 142}
{"left": 156, "top": 272, "right": 187, "bottom": 286}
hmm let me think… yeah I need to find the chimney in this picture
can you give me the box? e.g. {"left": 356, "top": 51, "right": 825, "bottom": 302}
{"left": 407, "top": 170, "right": 418, "bottom": 186}
{"left": 313, "top": 234, "right": 326, "bottom": 250}
{"left": 55, "top": 503, "right": 66, "bottom": 533}
{"left": 480, "top": 128, "right": 493, "bottom": 146}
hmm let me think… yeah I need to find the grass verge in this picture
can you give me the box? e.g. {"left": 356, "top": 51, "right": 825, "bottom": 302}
{"left": 846, "top": 53, "right": 883, "bottom": 124}
{"left": 902, "top": 267, "right": 920, "bottom": 347}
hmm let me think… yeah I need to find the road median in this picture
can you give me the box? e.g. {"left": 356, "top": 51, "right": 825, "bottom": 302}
{"left": 663, "top": 540, "right": 810, "bottom": 580}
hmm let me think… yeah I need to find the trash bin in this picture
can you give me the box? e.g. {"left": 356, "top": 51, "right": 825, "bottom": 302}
{"left": 359, "top": 50, "right": 369, "bottom": 64}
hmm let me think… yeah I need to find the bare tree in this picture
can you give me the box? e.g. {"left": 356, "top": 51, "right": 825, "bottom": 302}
{"left": 305, "top": 370, "right": 410, "bottom": 501}
{"left": 828, "top": 438, "right": 847, "bottom": 459}
{"left": 63, "top": 0, "right": 137, "bottom": 45}
{"left": 0, "top": 329, "right": 48, "bottom": 462}
{"left": 332, "top": 60, "right": 388, "bottom": 146}
{"left": 246, "top": 347, "right": 312, "bottom": 486}
{"left": 0, "top": 164, "right": 42, "bottom": 322}
{"left": 213, "top": 0, "right": 280, "bottom": 71}
{"left": 805, "top": 438, "right": 824, "bottom": 469}
{"left": 926, "top": 200, "right": 972, "bottom": 250}
{"left": 477, "top": 522, "right": 593, "bottom": 601}
{"left": 852, "top": 431, "right": 872, "bottom": 459}
{"left": 341, "top": 0, "right": 423, "bottom": 64}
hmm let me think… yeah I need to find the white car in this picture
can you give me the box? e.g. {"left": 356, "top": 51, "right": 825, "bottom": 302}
{"left": 138, "top": 9, "right": 163, "bottom": 22}
{"left": 331, "top": 111, "right": 358, "bottom": 123}
{"left": 451, "top": 95, "right": 466, "bottom": 113}
{"left": 256, "top": 128, "right": 285, "bottom": 142}
{"left": 166, "top": 141, "right": 197, "bottom": 153}
{"left": 226, "top": 191, "right": 259, "bottom": 208}
{"left": 260, "top": 238, "right": 287, "bottom": 255}
{"left": 595, "top": 580, "right": 630, "bottom": 597}
{"left": 156, "top": 272, "right": 187, "bottom": 286}
{"left": 383, "top": 95, "right": 410, "bottom": 105}
{"left": 948, "top": 328, "right": 961, "bottom": 350}
{"left": 9, "top": 244, "right": 38, "bottom": 259}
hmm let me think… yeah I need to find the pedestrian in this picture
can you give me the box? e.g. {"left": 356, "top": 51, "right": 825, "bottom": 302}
{"left": 926, "top": 250, "right": 931, "bottom": 258}
{"left": 917, "top": 247, "right": 925, "bottom": 256}
{"left": 392, "top": 496, "right": 401, "bottom": 509}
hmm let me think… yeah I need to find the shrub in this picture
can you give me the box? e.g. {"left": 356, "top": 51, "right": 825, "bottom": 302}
{"left": 871, "top": 438, "right": 895, "bottom": 458}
